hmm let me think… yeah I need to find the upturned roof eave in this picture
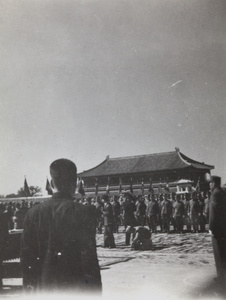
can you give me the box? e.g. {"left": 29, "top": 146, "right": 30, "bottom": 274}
{"left": 179, "top": 151, "right": 214, "bottom": 169}
{"left": 77, "top": 158, "right": 107, "bottom": 177}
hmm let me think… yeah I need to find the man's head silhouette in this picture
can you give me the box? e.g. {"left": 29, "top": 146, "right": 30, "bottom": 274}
{"left": 50, "top": 158, "right": 77, "bottom": 196}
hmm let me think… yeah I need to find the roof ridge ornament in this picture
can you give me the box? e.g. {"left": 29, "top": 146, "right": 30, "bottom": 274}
{"left": 175, "top": 147, "right": 180, "bottom": 152}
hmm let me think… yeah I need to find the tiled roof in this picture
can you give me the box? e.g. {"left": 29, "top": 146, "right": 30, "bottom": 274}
{"left": 78, "top": 150, "right": 214, "bottom": 178}
{"left": 179, "top": 152, "right": 214, "bottom": 170}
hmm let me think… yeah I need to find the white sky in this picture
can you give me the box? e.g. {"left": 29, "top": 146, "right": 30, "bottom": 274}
{"left": 0, "top": 0, "right": 226, "bottom": 195}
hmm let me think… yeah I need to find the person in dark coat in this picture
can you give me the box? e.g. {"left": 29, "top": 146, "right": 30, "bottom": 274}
{"left": 209, "top": 176, "right": 226, "bottom": 286}
{"left": 95, "top": 197, "right": 103, "bottom": 234}
{"left": 160, "top": 195, "right": 172, "bottom": 233}
{"left": 135, "top": 196, "right": 146, "bottom": 226}
{"left": 173, "top": 195, "right": 185, "bottom": 233}
{"left": 197, "top": 194, "right": 206, "bottom": 232}
{"left": 20, "top": 159, "right": 102, "bottom": 294}
{"left": 204, "top": 191, "right": 211, "bottom": 225}
{"left": 112, "top": 196, "right": 121, "bottom": 233}
{"left": 157, "top": 194, "right": 164, "bottom": 232}
{"left": 189, "top": 193, "right": 199, "bottom": 233}
{"left": 146, "top": 194, "right": 159, "bottom": 233}
{"left": 184, "top": 194, "right": 191, "bottom": 232}
{"left": 122, "top": 192, "right": 136, "bottom": 245}
{"left": 102, "top": 194, "right": 116, "bottom": 248}
{"left": 170, "top": 193, "right": 177, "bottom": 232}
{"left": 131, "top": 227, "right": 152, "bottom": 250}
{"left": 4, "top": 204, "right": 14, "bottom": 230}
{"left": 122, "top": 192, "right": 136, "bottom": 228}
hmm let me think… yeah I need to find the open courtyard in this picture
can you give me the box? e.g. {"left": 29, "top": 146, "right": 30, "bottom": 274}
{"left": 1, "top": 228, "right": 226, "bottom": 300}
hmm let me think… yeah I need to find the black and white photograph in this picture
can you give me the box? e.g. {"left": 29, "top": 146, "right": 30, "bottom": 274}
{"left": 0, "top": 0, "right": 226, "bottom": 299}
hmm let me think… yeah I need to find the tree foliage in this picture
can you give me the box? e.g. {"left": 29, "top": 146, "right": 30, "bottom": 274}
{"left": 17, "top": 186, "right": 42, "bottom": 197}
{"left": 29, "top": 186, "right": 42, "bottom": 196}
{"left": 5, "top": 194, "right": 17, "bottom": 198}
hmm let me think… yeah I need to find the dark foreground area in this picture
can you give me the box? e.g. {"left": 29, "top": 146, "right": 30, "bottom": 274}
{"left": 1, "top": 229, "right": 225, "bottom": 299}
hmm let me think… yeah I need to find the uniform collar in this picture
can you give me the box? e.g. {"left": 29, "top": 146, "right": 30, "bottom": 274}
{"left": 52, "top": 192, "right": 74, "bottom": 200}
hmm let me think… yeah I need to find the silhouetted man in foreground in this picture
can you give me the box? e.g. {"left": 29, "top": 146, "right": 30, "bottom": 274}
{"left": 20, "top": 159, "right": 102, "bottom": 294}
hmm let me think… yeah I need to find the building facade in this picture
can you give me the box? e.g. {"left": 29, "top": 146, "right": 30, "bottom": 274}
{"left": 78, "top": 148, "right": 214, "bottom": 197}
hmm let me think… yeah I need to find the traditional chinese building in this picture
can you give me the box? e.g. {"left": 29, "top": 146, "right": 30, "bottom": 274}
{"left": 78, "top": 148, "right": 214, "bottom": 196}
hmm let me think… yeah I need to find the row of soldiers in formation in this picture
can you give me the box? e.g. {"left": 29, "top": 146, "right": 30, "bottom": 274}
{"left": 0, "top": 191, "right": 210, "bottom": 234}
{"left": 92, "top": 191, "right": 210, "bottom": 234}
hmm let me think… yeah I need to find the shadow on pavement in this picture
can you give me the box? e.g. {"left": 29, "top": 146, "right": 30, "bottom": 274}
{"left": 100, "top": 267, "right": 110, "bottom": 270}
{"left": 190, "top": 278, "right": 226, "bottom": 299}
{"left": 99, "top": 256, "right": 135, "bottom": 268}
{"left": 152, "top": 245, "right": 170, "bottom": 251}
{"left": 98, "top": 242, "right": 132, "bottom": 249}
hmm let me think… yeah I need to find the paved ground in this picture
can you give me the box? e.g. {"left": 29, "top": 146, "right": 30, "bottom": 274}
{"left": 1, "top": 229, "right": 226, "bottom": 299}
{"left": 99, "top": 249, "right": 224, "bottom": 300}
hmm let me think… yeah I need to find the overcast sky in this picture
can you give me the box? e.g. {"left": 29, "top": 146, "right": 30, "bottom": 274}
{"left": 0, "top": 0, "right": 226, "bottom": 196}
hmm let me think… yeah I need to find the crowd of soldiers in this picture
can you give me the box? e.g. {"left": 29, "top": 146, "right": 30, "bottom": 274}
{"left": 0, "top": 191, "right": 210, "bottom": 234}
{"left": 92, "top": 191, "right": 210, "bottom": 235}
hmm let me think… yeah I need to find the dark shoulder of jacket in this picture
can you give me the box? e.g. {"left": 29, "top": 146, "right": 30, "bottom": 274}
{"left": 212, "top": 187, "right": 224, "bottom": 200}
{"left": 24, "top": 199, "right": 57, "bottom": 223}
{"left": 75, "top": 203, "right": 96, "bottom": 221}
{"left": 24, "top": 202, "right": 41, "bottom": 222}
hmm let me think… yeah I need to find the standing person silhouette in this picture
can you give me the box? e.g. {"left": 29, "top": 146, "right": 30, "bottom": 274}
{"left": 209, "top": 175, "right": 226, "bottom": 287}
{"left": 20, "top": 159, "right": 102, "bottom": 294}
{"left": 122, "top": 191, "right": 136, "bottom": 245}
{"left": 102, "top": 194, "right": 116, "bottom": 248}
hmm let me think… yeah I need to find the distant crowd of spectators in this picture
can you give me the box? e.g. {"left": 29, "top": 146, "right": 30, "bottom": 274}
{"left": 0, "top": 201, "right": 40, "bottom": 230}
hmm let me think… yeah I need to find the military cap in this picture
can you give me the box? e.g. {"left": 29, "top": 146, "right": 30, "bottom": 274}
{"left": 208, "top": 175, "right": 221, "bottom": 186}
